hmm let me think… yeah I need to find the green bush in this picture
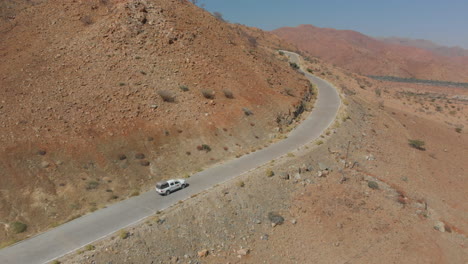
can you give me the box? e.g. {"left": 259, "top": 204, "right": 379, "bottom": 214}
{"left": 11, "top": 221, "right": 27, "bottom": 234}
{"left": 266, "top": 169, "right": 274, "bottom": 177}
{"left": 278, "top": 51, "right": 284, "bottom": 55}
{"left": 455, "top": 127, "right": 462, "bottom": 133}
{"left": 85, "top": 244, "right": 95, "bottom": 251}
{"left": 289, "top": 62, "right": 299, "bottom": 70}
{"left": 119, "top": 230, "right": 129, "bottom": 239}
{"left": 408, "top": 139, "right": 425, "bottom": 150}
{"left": 201, "top": 144, "right": 211, "bottom": 152}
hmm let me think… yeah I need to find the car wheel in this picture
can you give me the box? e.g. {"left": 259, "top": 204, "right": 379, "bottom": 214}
{"left": 165, "top": 190, "right": 170, "bottom": 196}
{"left": 182, "top": 184, "right": 187, "bottom": 189}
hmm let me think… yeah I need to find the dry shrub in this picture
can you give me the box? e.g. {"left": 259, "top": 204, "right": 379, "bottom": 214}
{"left": 157, "top": 90, "right": 175, "bottom": 102}
{"left": 223, "top": 89, "right": 234, "bottom": 99}
{"left": 201, "top": 89, "right": 215, "bottom": 99}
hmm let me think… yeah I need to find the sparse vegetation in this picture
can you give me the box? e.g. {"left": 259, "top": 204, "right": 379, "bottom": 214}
{"left": 119, "top": 230, "right": 129, "bottom": 239}
{"left": 375, "top": 88, "right": 381, "bottom": 97}
{"left": 197, "top": 144, "right": 211, "bottom": 152}
{"left": 179, "top": 85, "right": 189, "bottom": 92}
{"left": 455, "top": 127, "right": 462, "bottom": 133}
{"left": 85, "top": 244, "right": 95, "bottom": 251}
{"left": 11, "top": 221, "right": 27, "bottom": 234}
{"left": 212, "top": 11, "right": 225, "bottom": 22}
{"left": 266, "top": 169, "right": 274, "bottom": 177}
{"left": 50, "top": 260, "right": 61, "bottom": 264}
{"left": 284, "top": 87, "right": 295, "bottom": 97}
{"left": 242, "top": 108, "right": 253, "bottom": 116}
{"left": 268, "top": 212, "right": 284, "bottom": 225}
{"left": 86, "top": 181, "right": 99, "bottom": 190}
{"left": 157, "top": 90, "right": 175, "bottom": 102}
{"left": 368, "top": 181, "right": 379, "bottom": 190}
{"left": 201, "top": 89, "right": 215, "bottom": 99}
{"left": 289, "top": 62, "right": 299, "bottom": 70}
{"left": 278, "top": 51, "right": 284, "bottom": 56}
{"left": 237, "top": 181, "right": 245, "bottom": 188}
{"left": 130, "top": 190, "right": 140, "bottom": 197}
{"left": 80, "top": 16, "right": 93, "bottom": 25}
{"left": 408, "top": 139, "right": 426, "bottom": 150}
{"left": 223, "top": 89, "right": 234, "bottom": 99}
{"left": 135, "top": 153, "right": 145, "bottom": 159}
{"left": 316, "top": 140, "right": 324, "bottom": 145}
{"left": 140, "top": 160, "right": 150, "bottom": 166}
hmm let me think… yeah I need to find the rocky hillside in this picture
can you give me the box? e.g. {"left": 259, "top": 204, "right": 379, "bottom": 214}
{"left": 273, "top": 24, "right": 468, "bottom": 82}
{"left": 0, "top": 0, "right": 311, "bottom": 244}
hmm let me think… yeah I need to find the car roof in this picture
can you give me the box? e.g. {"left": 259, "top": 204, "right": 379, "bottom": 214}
{"left": 157, "top": 179, "right": 183, "bottom": 185}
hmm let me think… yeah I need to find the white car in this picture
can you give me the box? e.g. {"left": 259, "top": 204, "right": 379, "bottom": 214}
{"left": 155, "top": 179, "right": 187, "bottom": 195}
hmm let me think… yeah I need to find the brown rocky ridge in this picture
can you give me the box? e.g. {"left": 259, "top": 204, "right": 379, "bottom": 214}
{"left": 0, "top": 0, "right": 312, "bottom": 245}
{"left": 273, "top": 24, "right": 468, "bottom": 83}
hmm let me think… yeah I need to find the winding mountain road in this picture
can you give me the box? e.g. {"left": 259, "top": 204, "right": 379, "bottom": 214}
{"left": 0, "top": 51, "right": 341, "bottom": 264}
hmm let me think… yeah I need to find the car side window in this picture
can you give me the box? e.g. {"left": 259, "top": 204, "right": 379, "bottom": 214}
{"left": 170, "top": 182, "right": 174, "bottom": 186}
{"left": 175, "top": 181, "right": 180, "bottom": 184}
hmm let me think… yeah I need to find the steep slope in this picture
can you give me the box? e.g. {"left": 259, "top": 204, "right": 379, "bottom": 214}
{"left": 0, "top": 0, "right": 312, "bottom": 244}
{"left": 273, "top": 24, "right": 468, "bottom": 82}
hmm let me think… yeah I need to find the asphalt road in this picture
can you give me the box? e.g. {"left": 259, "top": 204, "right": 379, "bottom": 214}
{"left": 0, "top": 51, "right": 341, "bottom": 264}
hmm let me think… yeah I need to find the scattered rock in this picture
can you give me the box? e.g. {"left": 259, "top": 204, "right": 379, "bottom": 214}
{"left": 317, "top": 170, "right": 328, "bottom": 177}
{"left": 268, "top": 212, "right": 284, "bottom": 225}
{"left": 279, "top": 172, "right": 289, "bottom": 180}
{"left": 118, "top": 154, "right": 127, "bottom": 160}
{"left": 291, "top": 219, "right": 297, "bottom": 224}
{"left": 254, "top": 219, "right": 261, "bottom": 224}
{"left": 366, "top": 154, "right": 375, "bottom": 161}
{"left": 434, "top": 221, "right": 446, "bottom": 232}
{"left": 197, "top": 249, "right": 209, "bottom": 258}
{"left": 237, "top": 248, "right": 250, "bottom": 256}
{"left": 260, "top": 234, "right": 269, "bottom": 240}
{"left": 40, "top": 161, "right": 50, "bottom": 168}
{"left": 318, "top": 162, "right": 329, "bottom": 170}
{"left": 37, "top": 150, "right": 47, "bottom": 156}
{"left": 293, "top": 173, "right": 301, "bottom": 180}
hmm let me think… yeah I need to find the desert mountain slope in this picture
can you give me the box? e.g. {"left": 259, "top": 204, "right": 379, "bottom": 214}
{"left": 273, "top": 24, "right": 468, "bottom": 82}
{"left": 378, "top": 37, "right": 468, "bottom": 57}
{"left": 0, "top": 0, "right": 311, "bottom": 244}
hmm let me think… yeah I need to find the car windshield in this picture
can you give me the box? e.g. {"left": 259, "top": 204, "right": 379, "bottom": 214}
{"left": 156, "top": 182, "right": 169, "bottom": 189}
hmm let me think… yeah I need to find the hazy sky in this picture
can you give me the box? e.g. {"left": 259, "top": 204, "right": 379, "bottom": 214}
{"left": 198, "top": 0, "right": 468, "bottom": 48}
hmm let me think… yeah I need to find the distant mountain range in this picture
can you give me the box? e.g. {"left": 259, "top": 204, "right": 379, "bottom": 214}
{"left": 378, "top": 37, "right": 468, "bottom": 57}
{"left": 273, "top": 24, "right": 468, "bottom": 83}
